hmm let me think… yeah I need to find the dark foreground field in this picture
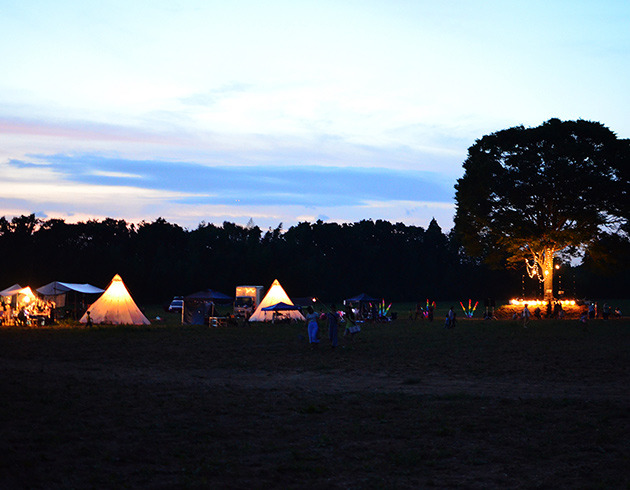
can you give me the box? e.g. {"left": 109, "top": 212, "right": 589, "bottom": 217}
{"left": 1, "top": 315, "right": 629, "bottom": 489}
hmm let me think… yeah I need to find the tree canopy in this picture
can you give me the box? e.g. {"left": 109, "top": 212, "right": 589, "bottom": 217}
{"left": 454, "top": 118, "right": 629, "bottom": 299}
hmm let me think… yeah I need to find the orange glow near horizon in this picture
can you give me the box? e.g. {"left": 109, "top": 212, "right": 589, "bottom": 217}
{"left": 509, "top": 299, "right": 576, "bottom": 306}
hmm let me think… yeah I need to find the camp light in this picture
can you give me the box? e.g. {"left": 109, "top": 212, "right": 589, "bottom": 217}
{"left": 509, "top": 299, "right": 576, "bottom": 306}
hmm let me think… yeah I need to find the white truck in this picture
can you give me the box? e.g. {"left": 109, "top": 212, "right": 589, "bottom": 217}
{"left": 234, "top": 285, "right": 264, "bottom": 318}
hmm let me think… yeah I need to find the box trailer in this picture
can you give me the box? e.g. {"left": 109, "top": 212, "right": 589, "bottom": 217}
{"left": 234, "top": 285, "right": 264, "bottom": 318}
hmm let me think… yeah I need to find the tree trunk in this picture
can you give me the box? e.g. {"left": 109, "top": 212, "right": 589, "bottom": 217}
{"left": 542, "top": 249, "right": 555, "bottom": 301}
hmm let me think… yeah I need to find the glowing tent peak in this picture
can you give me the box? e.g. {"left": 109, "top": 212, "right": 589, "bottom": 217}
{"left": 17, "top": 286, "right": 36, "bottom": 299}
{"left": 106, "top": 274, "right": 129, "bottom": 300}
{"left": 248, "top": 279, "right": 305, "bottom": 322}
{"left": 80, "top": 274, "right": 150, "bottom": 325}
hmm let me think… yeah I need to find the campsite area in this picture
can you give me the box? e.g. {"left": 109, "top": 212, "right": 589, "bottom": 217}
{"left": 1, "top": 307, "right": 629, "bottom": 489}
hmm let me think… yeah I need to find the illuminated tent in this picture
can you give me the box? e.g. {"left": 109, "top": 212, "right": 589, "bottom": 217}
{"left": 1, "top": 286, "right": 38, "bottom": 305}
{"left": 1, "top": 286, "right": 40, "bottom": 325}
{"left": 16, "top": 286, "right": 37, "bottom": 303}
{"left": 248, "top": 279, "right": 305, "bottom": 322}
{"left": 0, "top": 286, "right": 38, "bottom": 308}
{"left": 80, "top": 274, "right": 150, "bottom": 325}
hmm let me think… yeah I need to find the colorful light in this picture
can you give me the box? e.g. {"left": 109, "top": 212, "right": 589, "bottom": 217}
{"left": 460, "top": 299, "right": 478, "bottom": 318}
{"left": 423, "top": 299, "right": 436, "bottom": 319}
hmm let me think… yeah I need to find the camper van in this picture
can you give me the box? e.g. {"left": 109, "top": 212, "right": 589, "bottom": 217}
{"left": 234, "top": 285, "right": 264, "bottom": 318}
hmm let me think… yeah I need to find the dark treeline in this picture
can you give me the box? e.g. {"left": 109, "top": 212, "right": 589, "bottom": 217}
{"left": 1, "top": 214, "right": 627, "bottom": 304}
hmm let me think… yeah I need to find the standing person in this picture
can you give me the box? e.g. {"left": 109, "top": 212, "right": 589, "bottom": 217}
{"left": 602, "top": 303, "right": 610, "bottom": 321}
{"left": 522, "top": 303, "right": 531, "bottom": 328}
{"left": 305, "top": 306, "right": 319, "bottom": 346}
{"left": 428, "top": 303, "right": 434, "bottom": 322}
{"left": 344, "top": 304, "right": 360, "bottom": 339}
{"left": 588, "top": 302, "right": 596, "bottom": 320}
{"left": 557, "top": 303, "right": 565, "bottom": 320}
{"left": 553, "top": 301, "right": 561, "bottom": 318}
{"left": 414, "top": 302, "right": 423, "bottom": 321}
{"left": 327, "top": 305, "right": 339, "bottom": 348}
{"left": 534, "top": 306, "right": 542, "bottom": 319}
{"left": 445, "top": 306, "right": 456, "bottom": 328}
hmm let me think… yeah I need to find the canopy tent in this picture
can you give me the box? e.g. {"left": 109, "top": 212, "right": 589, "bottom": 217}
{"left": 37, "top": 281, "right": 105, "bottom": 314}
{"left": 184, "top": 289, "right": 233, "bottom": 303}
{"left": 346, "top": 293, "right": 379, "bottom": 303}
{"left": 1, "top": 286, "right": 49, "bottom": 326}
{"left": 1, "top": 283, "right": 23, "bottom": 297}
{"left": 345, "top": 292, "right": 381, "bottom": 321}
{"left": 262, "top": 302, "right": 301, "bottom": 312}
{"left": 262, "top": 301, "right": 302, "bottom": 323}
{"left": 2, "top": 286, "right": 38, "bottom": 306}
{"left": 249, "top": 279, "right": 305, "bottom": 322}
{"left": 182, "top": 289, "right": 233, "bottom": 325}
{"left": 37, "top": 281, "right": 104, "bottom": 296}
{"left": 80, "top": 274, "right": 150, "bottom": 325}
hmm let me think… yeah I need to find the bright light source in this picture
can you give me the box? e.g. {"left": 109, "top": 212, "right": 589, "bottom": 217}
{"left": 510, "top": 298, "right": 577, "bottom": 306}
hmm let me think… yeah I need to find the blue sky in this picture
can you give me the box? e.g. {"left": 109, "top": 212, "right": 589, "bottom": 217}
{"left": 1, "top": 0, "right": 629, "bottom": 230}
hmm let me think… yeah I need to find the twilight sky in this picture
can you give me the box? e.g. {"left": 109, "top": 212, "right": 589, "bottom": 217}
{"left": 1, "top": 0, "right": 629, "bottom": 231}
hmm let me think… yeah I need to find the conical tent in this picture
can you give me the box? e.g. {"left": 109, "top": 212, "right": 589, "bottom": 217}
{"left": 80, "top": 274, "right": 150, "bottom": 325}
{"left": 16, "top": 286, "right": 37, "bottom": 302}
{"left": 248, "top": 279, "right": 305, "bottom": 322}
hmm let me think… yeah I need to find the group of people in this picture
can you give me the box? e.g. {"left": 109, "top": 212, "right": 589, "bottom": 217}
{"left": 412, "top": 302, "right": 435, "bottom": 321}
{"left": 519, "top": 300, "right": 623, "bottom": 327}
{"left": 518, "top": 302, "right": 566, "bottom": 326}
{"left": 305, "top": 304, "right": 361, "bottom": 348}
{"left": 445, "top": 306, "right": 457, "bottom": 328}
{"left": 0, "top": 298, "right": 55, "bottom": 327}
{"left": 587, "top": 302, "right": 622, "bottom": 320}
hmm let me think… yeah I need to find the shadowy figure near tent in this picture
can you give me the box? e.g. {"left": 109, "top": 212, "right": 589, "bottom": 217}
{"left": 445, "top": 306, "right": 456, "bottom": 329}
{"left": 327, "top": 305, "right": 339, "bottom": 348}
{"left": 305, "top": 306, "right": 319, "bottom": 345}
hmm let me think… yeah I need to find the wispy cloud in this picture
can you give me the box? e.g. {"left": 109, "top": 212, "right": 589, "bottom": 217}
{"left": 0, "top": 153, "right": 457, "bottom": 229}
{"left": 1, "top": 1, "right": 627, "bottom": 231}
{"left": 180, "top": 82, "right": 254, "bottom": 107}
{"left": 91, "top": 170, "right": 143, "bottom": 179}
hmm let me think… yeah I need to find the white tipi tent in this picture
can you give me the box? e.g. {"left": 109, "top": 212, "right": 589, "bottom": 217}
{"left": 80, "top": 274, "right": 150, "bottom": 325}
{"left": 248, "top": 279, "right": 305, "bottom": 322}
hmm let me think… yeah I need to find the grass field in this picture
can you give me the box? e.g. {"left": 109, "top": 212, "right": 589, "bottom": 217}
{"left": 1, "top": 307, "right": 629, "bottom": 489}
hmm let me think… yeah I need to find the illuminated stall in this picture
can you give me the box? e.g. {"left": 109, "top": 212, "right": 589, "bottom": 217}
{"left": 1, "top": 284, "right": 52, "bottom": 326}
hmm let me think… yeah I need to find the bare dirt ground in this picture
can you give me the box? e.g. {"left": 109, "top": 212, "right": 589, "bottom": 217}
{"left": 1, "top": 319, "right": 628, "bottom": 489}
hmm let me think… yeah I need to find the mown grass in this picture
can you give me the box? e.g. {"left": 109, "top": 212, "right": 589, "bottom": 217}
{"left": 0, "top": 307, "right": 629, "bottom": 488}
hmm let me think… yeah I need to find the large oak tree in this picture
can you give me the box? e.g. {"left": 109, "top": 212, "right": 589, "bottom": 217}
{"left": 454, "top": 118, "right": 629, "bottom": 300}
